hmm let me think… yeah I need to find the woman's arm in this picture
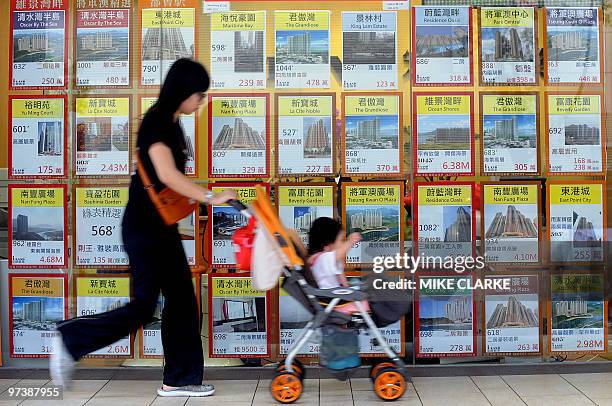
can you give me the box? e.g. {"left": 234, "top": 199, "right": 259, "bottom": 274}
{"left": 148, "top": 143, "right": 236, "bottom": 204}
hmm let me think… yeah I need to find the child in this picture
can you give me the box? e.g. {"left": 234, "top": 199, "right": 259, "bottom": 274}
{"left": 307, "top": 217, "right": 369, "bottom": 314}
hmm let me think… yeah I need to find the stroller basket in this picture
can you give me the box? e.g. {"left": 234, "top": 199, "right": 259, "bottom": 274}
{"left": 319, "top": 325, "right": 360, "bottom": 381}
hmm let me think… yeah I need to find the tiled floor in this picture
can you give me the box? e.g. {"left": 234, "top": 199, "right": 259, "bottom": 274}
{"left": 1, "top": 373, "right": 612, "bottom": 405}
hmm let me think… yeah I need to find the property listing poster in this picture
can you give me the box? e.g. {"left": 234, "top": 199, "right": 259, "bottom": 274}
{"left": 483, "top": 183, "right": 540, "bottom": 263}
{"left": 209, "top": 276, "right": 270, "bottom": 358}
{"left": 545, "top": 8, "right": 602, "bottom": 85}
{"left": 139, "top": 0, "right": 196, "bottom": 87}
{"left": 75, "top": 187, "right": 128, "bottom": 268}
{"left": 76, "top": 276, "right": 132, "bottom": 357}
{"left": 343, "top": 183, "right": 403, "bottom": 267}
{"left": 484, "top": 275, "right": 540, "bottom": 356}
{"left": 75, "top": 5, "right": 130, "bottom": 87}
{"left": 343, "top": 94, "right": 401, "bottom": 176}
{"left": 412, "top": 6, "right": 472, "bottom": 85}
{"left": 548, "top": 183, "right": 604, "bottom": 263}
{"left": 547, "top": 94, "right": 604, "bottom": 175}
{"left": 279, "top": 279, "right": 319, "bottom": 355}
{"left": 10, "top": 274, "right": 67, "bottom": 358}
{"left": 550, "top": 273, "right": 607, "bottom": 353}
{"left": 178, "top": 213, "right": 197, "bottom": 266}
{"left": 275, "top": 10, "right": 330, "bottom": 88}
{"left": 209, "top": 184, "right": 265, "bottom": 267}
{"left": 277, "top": 94, "right": 334, "bottom": 176}
{"left": 210, "top": 11, "right": 266, "bottom": 89}
{"left": 342, "top": 11, "right": 397, "bottom": 90}
{"left": 277, "top": 184, "right": 335, "bottom": 248}
{"left": 141, "top": 97, "right": 196, "bottom": 176}
{"left": 10, "top": 0, "right": 67, "bottom": 89}
{"left": 416, "top": 275, "right": 476, "bottom": 357}
{"left": 208, "top": 94, "right": 269, "bottom": 178}
{"left": 414, "top": 183, "right": 475, "bottom": 259}
{"left": 413, "top": 93, "right": 474, "bottom": 176}
{"left": 480, "top": 7, "right": 536, "bottom": 85}
{"left": 9, "top": 185, "right": 67, "bottom": 269}
{"left": 481, "top": 94, "right": 538, "bottom": 175}
{"left": 75, "top": 97, "right": 130, "bottom": 176}
{"left": 9, "top": 96, "right": 66, "bottom": 179}
{"left": 140, "top": 294, "right": 164, "bottom": 357}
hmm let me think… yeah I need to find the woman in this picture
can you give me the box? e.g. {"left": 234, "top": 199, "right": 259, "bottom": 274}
{"left": 50, "top": 59, "right": 236, "bottom": 397}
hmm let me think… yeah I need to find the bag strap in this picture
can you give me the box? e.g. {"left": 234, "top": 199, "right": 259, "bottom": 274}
{"left": 135, "top": 148, "right": 163, "bottom": 207}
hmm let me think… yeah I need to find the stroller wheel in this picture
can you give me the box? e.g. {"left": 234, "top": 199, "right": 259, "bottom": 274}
{"left": 275, "top": 358, "right": 305, "bottom": 380}
{"left": 370, "top": 361, "right": 395, "bottom": 381}
{"left": 271, "top": 371, "right": 303, "bottom": 404}
{"left": 373, "top": 367, "right": 406, "bottom": 401}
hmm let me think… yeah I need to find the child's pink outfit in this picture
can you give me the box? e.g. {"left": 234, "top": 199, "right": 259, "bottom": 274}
{"left": 308, "top": 251, "right": 370, "bottom": 315}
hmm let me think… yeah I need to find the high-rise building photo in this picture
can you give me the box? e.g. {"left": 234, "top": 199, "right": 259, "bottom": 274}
{"left": 443, "top": 206, "right": 471, "bottom": 242}
{"left": 12, "top": 296, "right": 64, "bottom": 331}
{"left": 213, "top": 117, "right": 266, "bottom": 150}
{"left": 141, "top": 27, "right": 193, "bottom": 61}
{"left": 76, "top": 118, "right": 112, "bottom": 152}
{"left": 12, "top": 207, "right": 63, "bottom": 241}
{"left": 234, "top": 31, "right": 264, "bottom": 72}
{"left": 482, "top": 27, "right": 534, "bottom": 63}
{"left": 13, "top": 29, "right": 65, "bottom": 63}
{"left": 547, "top": 27, "right": 599, "bottom": 62}
{"left": 417, "top": 115, "right": 471, "bottom": 150}
{"left": 303, "top": 117, "right": 331, "bottom": 158}
{"left": 419, "top": 294, "right": 473, "bottom": 330}
{"left": 483, "top": 114, "right": 536, "bottom": 149}
{"left": 37, "top": 121, "right": 62, "bottom": 156}
{"left": 346, "top": 205, "right": 399, "bottom": 242}
{"left": 485, "top": 205, "right": 538, "bottom": 239}
{"left": 77, "top": 28, "right": 129, "bottom": 61}
{"left": 415, "top": 25, "right": 469, "bottom": 58}
{"left": 343, "top": 31, "right": 395, "bottom": 64}
{"left": 487, "top": 296, "right": 538, "bottom": 329}
{"left": 276, "top": 30, "right": 329, "bottom": 64}
{"left": 345, "top": 115, "right": 398, "bottom": 150}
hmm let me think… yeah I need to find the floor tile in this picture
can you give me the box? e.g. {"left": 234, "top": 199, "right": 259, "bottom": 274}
{"left": 413, "top": 376, "right": 481, "bottom": 397}
{"left": 150, "top": 396, "right": 190, "bottom": 406}
{"left": 0, "top": 380, "right": 21, "bottom": 395}
{"left": 418, "top": 393, "right": 492, "bottom": 406}
{"left": 471, "top": 376, "right": 511, "bottom": 390}
{"left": 501, "top": 374, "right": 582, "bottom": 397}
{"left": 479, "top": 388, "right": 526, "bottom": 406}
{"left": 521, "top": 395, "right": 595, "bottom": 406}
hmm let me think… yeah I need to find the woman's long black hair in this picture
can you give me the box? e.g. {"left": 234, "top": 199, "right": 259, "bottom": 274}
{"left": 145, "top": 58, "right": 210, "bottom": 122}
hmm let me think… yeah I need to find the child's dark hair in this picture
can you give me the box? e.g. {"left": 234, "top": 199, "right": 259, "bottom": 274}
{"left": 308, "top": 217, "right": 342, "bottom": 255}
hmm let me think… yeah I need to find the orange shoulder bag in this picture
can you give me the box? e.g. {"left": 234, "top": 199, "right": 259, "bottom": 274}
{"left": 135, "top": 149, "right": 199, "bottom": 225}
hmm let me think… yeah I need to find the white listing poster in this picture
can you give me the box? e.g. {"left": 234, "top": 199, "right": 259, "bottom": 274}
{"left": 209, "top": 276, "right": 269, "bottom": 357}
{"left": 277, "top": 95, "right": 334, "bottom": 176}
{"left": 275, "top": 11, "right": 330, "bottom": 88}
{"left": 279, "top": 281, "right": 319, "bottom": 355}
{"left": 210, "top": 11, "right": 266, "bottom": 89}
{"left": 483, "top": 183, "right": 540, "bottom": 263}
{"left": 141, "top": 294, "right": 164, "bottom": 357}
{"left": 550, "top": 273, "right": 606, "bottom": 353}
{"left": 140, "top": 1, "right": 196, "bottom": 86}
{"left": 342, "top": 11, "right": 397, "bottom": 90}
{"left": 77, "top": 276, "right": 132, "bottom": 357}
{"left": 277, "top": 184, "right": 335, "bottom": 248}
{"left": 11, "top": 1, "right": 67, "bottom": 89}
{"left": 343, "top": 183, "right": 403, "bottom": 267}
{"left": 480, "top": 7, "right": 536, "bottom": 85}
{"left": 547, "top": 94, "right": 604, "bottom": 175}
{"left": 9, "top": 185, "right": 67, "bottom": 269}
{"left": 178, "top": 213, "right": 197, "bottom": 266}
{"left": 416, "top": 275, "right": 476, "bottom": 357}
{"left": 209, "top": 185, "right": 262, "bottom": 268}
{"left": 484, "top": 275, "right": 540, "bottom": 355}
{"left": 141, "top": 97, "right": 196, "bottom": 176}
{"left": 481, "top": 94, "right": 538, "bottom": 175}
{"left": 75, "top": 97, "right": 130, "bottom": 176}
{"left": 414, "top": 183, "right": 474, "bottom": 259}
{"left": 546, "top": 8, "right": 601, "bottom": 85}
{"left": 76, "top": 7, "right": 130, "bottom": 87}
{"left": 548, "top": 183, "right": 604, "bottom": 263}
{"left": 9, "top": 96, "right": 66, "bottom": 179}
{"left": 413, "top": 6, "right": 472, "bottom": 85}
{"left": 359, "top": 321, "right": 401, "bottom": 355}
{"left": 75, "top": 187, "right": 128, "bottom": 268}
{"left": 413, "top": 93, "right": 473, "bottom": 176}
{"left": 209, "top": 95, "right": 268, "bottom": 178}
{"left": 344, "top": 94, "right": 401, "bottom": 176}
{"left": 10, "top": 275, "right": 67, "bottom": 358}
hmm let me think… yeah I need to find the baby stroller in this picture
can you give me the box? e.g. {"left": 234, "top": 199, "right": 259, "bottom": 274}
{"left": 228, "top": 186, "right": 409, "bottom": 403}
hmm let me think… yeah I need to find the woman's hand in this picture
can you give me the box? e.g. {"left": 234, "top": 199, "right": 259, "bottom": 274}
{"left": 209, "top": 190, "right": 238, "bottom": 205}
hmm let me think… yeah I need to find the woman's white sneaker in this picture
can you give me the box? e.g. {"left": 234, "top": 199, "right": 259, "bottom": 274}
{"left": 49, "top": 331, "right": 76, "bottom": 388}
{"left": 157, "top": 384, "right": 215, "bottom": 397}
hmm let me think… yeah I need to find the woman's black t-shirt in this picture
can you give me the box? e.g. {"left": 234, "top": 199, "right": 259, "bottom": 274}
{"left": 123, "top": 110, "right": 188, "bottom": 229}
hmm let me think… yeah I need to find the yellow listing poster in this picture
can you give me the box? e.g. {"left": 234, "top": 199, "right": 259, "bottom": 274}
{"left": 277, "top": 94, "right": 334, "bottom": 176}
{"left": 76, "top": 275, "right": 132, "bottom": 358}
{"left": 209, "top": 275, "right": 270, "bottom": 358}
{"left": 277, "top": 184, "right": 335, "bottom": 247}
{"left": 548, "top": 182, "right": 604, "bottom": 263}
{"left": 210, "top": 11, "right": 266, "bottom": 89}
{"left": 483, "top": 183, "right": 540, "bottom": 263}
{"left": 480, "top": 7, "right": 537, "bottom": 84}
{"left": 10, "top": 274, "right": 67, "bottom": 358}
{"left": 415, "top": 183, "right": 475, "bottom": 259}
{"left": 75, "top": 187, "right": 129, "bottom": 268}
{"left": 9, "top": 185, "right": 67, "bottom": 269}
{"left": 343, "top": 183, "right": 403, "bottom": 266}
{"left": 75, "top": 96, "right": 130, "bottom": 176}
{"left": 275, "top": 10, "right": 330, "bottom": 88}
